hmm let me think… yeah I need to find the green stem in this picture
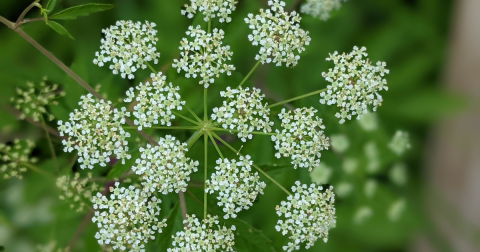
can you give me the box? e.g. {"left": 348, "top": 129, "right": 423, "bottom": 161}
{"left": 186, "top": 129, "right": 203, "bottom": 149}
{"left": 204, "top": 133, "right": 208, "bottom": 219}
{"left": 0, "top": 15, "right": 14, "bottom": 28}
{"left": 207, "top": 19, "right": 211, "bottom": 33}
{"left": 212, "top": 127, "right": 276, "bottom": 136}
{"left": 14, "top": 0, "right": 40, "bottom": 29}
{"left": 145, "top": 62, "right": 157, "bottom": 74}
{"left": 172, "top": 111, "right": 200, "bottom": 125}
{"left": 267, "top": 88, "right": 327, "bottom": 108}
{"left": 204, "top": 88, "right": 208, "bottom": 121}
{"left": 40, "top": 115, "right": 58, "bottom": 171}
{"left": 211, "top": 132, "right": 292, "bottom": 196}
{"left": 22, "top": 162, "right": 55, "bottom": 179}
{"left": 208, "top": 132, "right": 224, "bottom": 159}
{"left": 185, "top": 105, "right": 202, "bottom": 123}
{"left": 124, "top": 125, "right": 199, "bottom": 130}
{"left": 238, "top": 61, "right": 261, "bottom": 87}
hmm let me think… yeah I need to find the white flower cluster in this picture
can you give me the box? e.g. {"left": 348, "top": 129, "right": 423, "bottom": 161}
{"left": 0, "top": 139, "right": 37, "bottom": 180}
{"left": 133, "top": 135, "right": 199, "bottom": 195}
{"left": 275, "top": 181, "right": 336, "bottom": 252}
{"left": 206, "top": 156, "right": 266, "bottom": 219}
{"left": 124, "top": 72, "right": 185, "bottom": 130}
{"left": 245, "top": 0, "right": 311, "bottom": 66}
{"left": 11, "top": 78, "right": 65, "bottom": 122}
{"left": 93, "top": 20, "right": 160, "bottom": 79}
{"left": 92, "top": 183, "right": 167, "bottom": 251}
{"left": 172, "top": 26, "right": 235, "bottom": 88}
{"left": 56, "top": 172, "right": 100, "bottom": 212}
{"left": 212, "top": 87, "right": 273, "bottom": 142}
{"left": 320, "top": 46, "right": 389, "bottom": 124}
{"left": 272, "top": 107, "right": 329, "bottom": 171}
{"left": 388, "top": 130, "right": 410, "bottom": 156}
{"left": 57, "top": 94, "right": 131, "bottom": 169}
{"left": 182, "top": 0, "right": 238, "bottom": 23}
{"left": 168, "top": 214, "right": 236, "bottom": 252}
{"left": 300, "top": 0, "right": 345, "bottom": 21}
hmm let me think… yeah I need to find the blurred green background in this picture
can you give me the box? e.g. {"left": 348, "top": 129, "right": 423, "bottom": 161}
{"left": 0, "top": 0, "right": 469, "bottom": 252}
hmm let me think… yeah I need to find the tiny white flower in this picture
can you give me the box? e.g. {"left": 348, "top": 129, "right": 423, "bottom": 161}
{"left": 320, "top": 46, "right": 389, "bottom": 124}
{"left": 94, "top": 20, "right": 160, "bottom": 79}
{"left": 57, "top": 94, "right": 131, "bottom": 169}
{"left": 168, "top": 214, "right": 236, "bottom": 252}
{"left": 125, "top": 72, "right": 186, "bottom": 130}
{"left": 245, "top": 0, "right": 311, "bottom": 67}
{"left": 300, "top": 0, "right": 346, "bottom": 21}
{"left": 0, "top": 139, "right": 37, "bottom": 180}
{"left": 275, "top": 181, "right": 336, "bottom": 251}
{"left": 56, "top": 172, "right": 100, "bottom": 212}
{"left": 91, "top": 183, "right": 167, "bottom": 251}
{"left": 172, "top": 26, "right": 235, "bottom": 88}
{"left": 133, "top": 135, "right": 199, "bottom": 194}
{"left": 212, "top": 87, "right": 274, "bottom": 142}
{"left": 182, "top": 0, "right": 238, "bottom": 23}
{"left": 272, "top": 107, "right": 329, "bottom": 171}
{"left": 206, "top": 156, "right": 266, "bottom": 219}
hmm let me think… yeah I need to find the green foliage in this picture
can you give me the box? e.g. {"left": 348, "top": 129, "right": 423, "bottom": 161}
{"left": 50, "top": 3, "right": 114, "bottom": 20}
{"left": 46, "top": 20, "right": 74, "bottom": 39}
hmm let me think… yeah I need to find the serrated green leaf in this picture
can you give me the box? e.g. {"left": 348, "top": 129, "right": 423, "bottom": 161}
{"left": 224, "top": 217, "right": 278, "bottom": 252}
{"left": 47, "top": 21, "right": 74, "bottom": 40}
{"left": 50, "top": 3, "right": 113, "bottom": 20}
{"left": 45, "top": 0, "right": 57, "bottom": 13}
{"left": 106, "top": 152, "right": 139, "bottom": 180}
{"left": 156, "top": 203, "right": 179, "bottom": 252}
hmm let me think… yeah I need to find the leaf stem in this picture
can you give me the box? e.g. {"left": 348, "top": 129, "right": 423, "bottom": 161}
{"left": 14, "top": 0, "right": 41, "bottom": 30}
{"left": 187, "top": 129, "right": 204, "bottom": 149}
{"left": 124, "top": 125, "right": 199, "bottom": 130}
{"left": 238, "top": 60, "right": 261, "bottom": 87}
{"left": 266, "top": 88, "right": 327, "bottom": 108}
{"left": 172, "top": 111, "right": 200, "bottom": 125}
{"left": 208, "top": 132, "right": 224, "bottom": 159}
{"left": 40, "top": 115, "right": 58, "bottom": 171}
{"left": 185, "top": 105, "right": 202, "bottom": 123}
{"left": 21, "top": 162, "right": 55, "bottom": 179}
{"left": 211, "top": 132, "right": 292, "bottom": 196}
{"left": 204, "top": 132, "right": 208, "bottom": 219}
{"left": 204, "top": 88, "right": 207, "bottom": 121}
{"left": 145, "top": 62, "right": 157, "bottom": 74}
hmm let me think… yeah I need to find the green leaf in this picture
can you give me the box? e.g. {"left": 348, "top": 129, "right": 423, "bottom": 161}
{"left": 47, "top": 21, "right": 74, "bottom": 40}
{"left": 224, "top": 217, "right": 278, "bottom": 252}
{"left": 45, "top": 0, "right": 58, "bottom": 13}
{"left": 50, "top": 3, "right": 114, "bottom": 20}
{"left": 156, "top": 203, "right": 179, "bottom": 252}
{"left": 106, "top": 152, "right": 139, "bottom": 180}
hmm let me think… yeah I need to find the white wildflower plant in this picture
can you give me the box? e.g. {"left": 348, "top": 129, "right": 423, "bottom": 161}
{"left": 172, "top": 26, "right": 235, "bottom": 88}
{"left": 93, "top": 20, "right": 160, "bottom": 79}
{"left": 57, "top": 94, "right": 131, "bottom": 169}
{"left": 168, "top": 214, "right": 236, "bottom": 252}
{"left": 320, "top": 46, "right": 389, "bottom": 124}
{"left": 132, "top": 135, "right": 199, "bottom": 195}
{"left": 245, "top": 0, "right": 311, "bottom": 66}
{"left": 11, "top": 78, "right": 65, "bottom": 122}
{"left": 276, "top": 181, "right": 336, "bottom": 252}
{"left": 300, "top": 0, "right": 346, "bottom": 21}
{"left": 212, "top": 86, "right": 274, "bottom": 142}
{"left": 206, "top": 156, "right": 266, "bottom": 219}
{"left": 182, "top": 0, "right": 238, "bottom": 23}
{"left": 124, "top": 72, "right": 186, "bottom": 130}
{"left": 92, "top": 183, "right": 167, "bottom": 251}
{"left": 272, "top": 107, "right": 330, "bottom": 171}
{"left": 56, "top": 172, "right": 100, "bottom": 212}
{"left": 0, "top": 139, "right": 37, "bottom": 180}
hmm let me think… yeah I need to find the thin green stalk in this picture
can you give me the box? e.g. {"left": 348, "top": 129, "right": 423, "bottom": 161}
{"left": 204, "top": 88, "right": 208, "bottom": 121}
{"left": 0, "top": 15, "right": 14, "bottom": 28}
{"left": 267, "top": 88, "right": 327, "bottom": 108}
{"left": 124, "top": 125, "right": 199, "bottom": 130}
{"left": 145, "top": 62, "right": 157, "bottom": 74}
{"left": 238, "top": 60, "right": 261, "bottom": 87}
{"left": 211, "top": 132, "right": 292, "bottom": 196}
{"left": 208, "top": 19, "right": 211, "bottom": 33}
{"left": 208, "top": 132, "right": 224, "bottom": 159}
{"left": 212, "top": 127, "right": 276, "bottom": 136}
{"left": 40, "top": 115, "right": 58, "bottom": 171}
{"left": 14, "top": 0, "right": 40, "bottom": 29}
{"left": 204, "top": 133, "right": 208, "bottom": 219}
{"left": 187, "top": 129, "right": 203, "bottom": 149}
{"left": 185, "top": 105, "right": 202, "bottom": 123}
{"left": 172, "top": 111, "right": 200, "bottom": 125}
{"left": 22, "top": 162, "right": 55, "bottom": 179}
